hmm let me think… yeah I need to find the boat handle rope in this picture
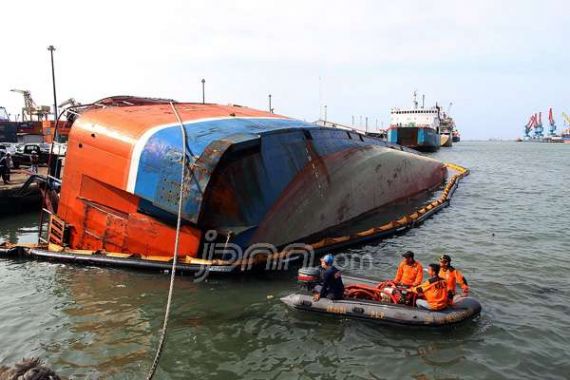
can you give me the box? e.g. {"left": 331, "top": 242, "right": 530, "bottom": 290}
{"left": 146, "top": 101, "right": 188, "bottom": 379}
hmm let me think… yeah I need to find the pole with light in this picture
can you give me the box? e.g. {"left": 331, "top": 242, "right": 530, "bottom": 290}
{"left": 47, "top": 45, "right": 58, "bottom": 121}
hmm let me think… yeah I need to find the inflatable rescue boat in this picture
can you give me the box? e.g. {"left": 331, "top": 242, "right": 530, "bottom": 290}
{"left": 281, "top": 267, "right": 482, "bottom": 327}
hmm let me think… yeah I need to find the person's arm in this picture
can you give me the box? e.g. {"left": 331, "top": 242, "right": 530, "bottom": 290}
{"left": 414, "top": 263, "right": 423, "bottom": 286}
{"left": 394, "top": 263, "right": 403, "bottom": 283}
{"left": 412, "top": 282, "right": 425, "bottom": 295}
{"left": 446, "top": 271, "right": 456, "bottom": 293}
{"left": 456, "top": 270, "right": 469, "bottom": 295}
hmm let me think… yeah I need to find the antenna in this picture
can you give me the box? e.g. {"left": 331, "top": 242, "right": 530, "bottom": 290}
{"left": 421, "top": 94, "right": 425, "bottom": 109}
{"left": 413, "top": 90, "right": 418, "bottom": 109}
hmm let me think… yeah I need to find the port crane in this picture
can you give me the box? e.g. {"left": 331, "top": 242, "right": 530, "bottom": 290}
{"left": 10, "top": 89, "right": 51, "bottom": 121}
{"left": 524, "top": 112, "right": 544, "bottom": 139}
{"left": 548, "top": 108, "right": 557, "bottom": 136}
{"left": 523, "top": 114, "right": 537, "bottom": 139}
{"left": 562, "top": 112, "right": 570, "bottom": 128}
{"left": 534, "top": 112, "right": 544, "bottom": 138}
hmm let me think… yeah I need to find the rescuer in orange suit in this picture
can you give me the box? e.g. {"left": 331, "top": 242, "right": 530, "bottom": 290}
{"left": 412, "top": 263, "right": 448, "bottom": 310}
{"left": 393, "top": 251, "right": 423, "bottom": 287}
{"left": 439, "top": 254, "right": 469, "bottom": 297}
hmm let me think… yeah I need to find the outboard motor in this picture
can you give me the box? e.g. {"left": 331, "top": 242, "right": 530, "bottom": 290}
{"left": 297, "top": 266, "right": 322, "bottom": 290}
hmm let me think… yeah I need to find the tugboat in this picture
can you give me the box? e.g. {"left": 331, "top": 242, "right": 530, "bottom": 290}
{"left": 387, "top": 92, "right": 441, "bottom": 152}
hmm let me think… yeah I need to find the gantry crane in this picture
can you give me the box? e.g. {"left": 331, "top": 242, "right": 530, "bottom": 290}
{"left": 10, "top": 89, "right": 51, "bottom": 121}
{"left": 562, "top": 112, "right": 570, "bottom": 127}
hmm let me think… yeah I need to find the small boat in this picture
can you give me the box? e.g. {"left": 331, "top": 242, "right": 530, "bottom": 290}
{"left": 281, "top": 268, "right": 482, "bottom": 327}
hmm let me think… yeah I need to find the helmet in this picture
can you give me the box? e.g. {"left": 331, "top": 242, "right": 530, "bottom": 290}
{"left": 321, "top": 254, "right": 334, "bottom": 265}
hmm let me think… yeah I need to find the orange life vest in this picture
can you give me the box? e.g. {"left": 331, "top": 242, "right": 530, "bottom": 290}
{"left": 414, "top": 276, "right": 448, "bottom": 310}
{"left": 439, "top": 266, "right": 469, "bottom": 295}
{"left": 394, "top": 260, "right": 423, "bottom": 286}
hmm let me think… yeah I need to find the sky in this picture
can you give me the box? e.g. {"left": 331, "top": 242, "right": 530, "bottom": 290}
{"left": 0, "top": 0, "right": 568, "bottom": 139}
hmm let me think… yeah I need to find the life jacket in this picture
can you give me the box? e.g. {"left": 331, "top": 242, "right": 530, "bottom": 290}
{"left": 415, "top": 276, "right": 448, "bottom": 310}
{"left": 394, "top": 260, "right": 423, "bottom": 286}
{"left": 440, "top": 266, "right": 469, "bottom": 294}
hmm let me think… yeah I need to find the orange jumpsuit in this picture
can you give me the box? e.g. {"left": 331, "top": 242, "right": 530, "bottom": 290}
{"left": 439, "top": 266, "right": 469, "bottom": 295}
{"left": 393, "top": 260, "right": 423, "bottom": 286}
{"left": 414, "top": 277, "right": 448, "bottom": 310}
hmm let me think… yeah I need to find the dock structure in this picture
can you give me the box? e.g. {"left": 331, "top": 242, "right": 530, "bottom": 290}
{"left": 0, "top": 167, "right": 46, "bottom": 214}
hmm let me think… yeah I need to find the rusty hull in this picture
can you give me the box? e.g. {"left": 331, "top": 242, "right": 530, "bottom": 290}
{"left": 54, "top": 99, "right": 447, "bottom": 259}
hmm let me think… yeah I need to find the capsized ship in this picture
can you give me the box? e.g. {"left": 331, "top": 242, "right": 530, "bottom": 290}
{"left": 388, "top": 92, "right": 441, "bottom": 152}
{"left": 38, "top": 96, "right": 448, "bottom": 263}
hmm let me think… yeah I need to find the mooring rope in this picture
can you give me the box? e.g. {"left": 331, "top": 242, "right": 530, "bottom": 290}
{"left": 146, "top": 102, "right": 188, "bottom": 379}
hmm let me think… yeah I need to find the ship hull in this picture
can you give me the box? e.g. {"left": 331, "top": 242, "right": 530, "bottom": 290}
{"left": 452, "top": 136, "right": 460, "bottom": 143}
{"left": 387, "top": 127, "right": 440, "bottom": 152}
{"left": 54, "top": 100, "right": 447, "bottom": 260}
{"left": 440, "top": 133, "right": 452, "bottom": 147}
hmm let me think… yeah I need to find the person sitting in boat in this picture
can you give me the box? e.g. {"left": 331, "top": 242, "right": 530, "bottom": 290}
{"left": 393, "top": 251, "right": 423, "bottom": 287}
{"left": 412, "top": 263, "right": 448, "bottom": 311}
{"left": 312, "top": 254, "right": 344, "bottom": 301}
{"left": 439, "top": 254, "right": 469, "bottom": 297}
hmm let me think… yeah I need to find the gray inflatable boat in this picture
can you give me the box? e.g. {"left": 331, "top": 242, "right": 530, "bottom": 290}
{"left": 281, "top": 271, "right": 482, "bottom": 327}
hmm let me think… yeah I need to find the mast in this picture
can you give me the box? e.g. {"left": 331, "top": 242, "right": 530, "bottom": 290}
{"left": 412, "top": 91, "right": 418, "bottom": 110}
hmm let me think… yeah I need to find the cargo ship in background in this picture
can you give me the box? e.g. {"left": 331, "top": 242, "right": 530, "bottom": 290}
{"left": 32, "top": 96, "right": 448, "bottom": 263}
{"left": 388, "top": 92, "right": 441, "bottom": 152}
{"left": 439, "top": 103, "right": 455, "bottom": 147}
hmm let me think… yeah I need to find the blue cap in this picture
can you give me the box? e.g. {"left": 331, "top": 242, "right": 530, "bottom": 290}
{"left": 321, "top": 254, "right": 334, "bottom": 265}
